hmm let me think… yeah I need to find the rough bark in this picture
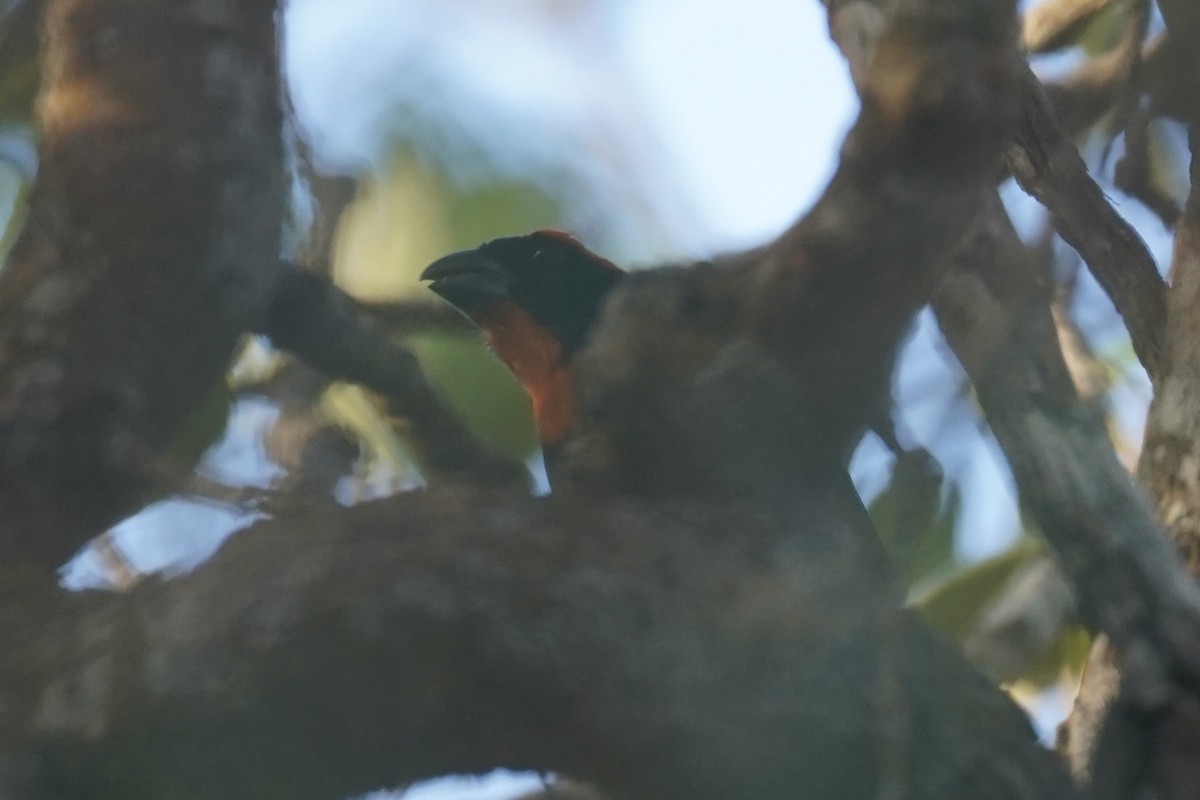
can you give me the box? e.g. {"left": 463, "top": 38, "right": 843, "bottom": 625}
{"left": 932, "top": 195, "right": 1200, "bottom": 710}
{"left": 0, "top": 487, "right": 1076, "bottom": 800}
{"left": 0, "top": 0, "right": 285, "bottom": 570}
{"left": 1034, "top": 1, "right": 1200, "bottom": 796}
{"left": 1140, "top": 0, "right": 1200, "bottom": 562}
{"left": 1058, "top": 152, "right": 1200, "bottom": 800}
{"left": 827, "top": 0, "right": 1200, "bottom": 721}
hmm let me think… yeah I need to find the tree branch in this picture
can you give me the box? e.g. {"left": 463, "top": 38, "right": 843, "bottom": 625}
{"left": 357, "top": 297, "right": 475, "bottom": 336}
{"left": 1028, "top": 6, "right": 1200, "bottom": 794}
{"left": 1008, "top": 69, "right": 1169, "bottom": 383}
{"left": 735, "top": 0, "right": 1024, "bottom": 471}
{"left": 932, "top": 194, "right": 1200, "bottom": 713}
{"left": 259, "top": 269, "right": 526, "bottom": 484}
{"left": 0, "top": 488, "right": 1076, "bottom": 800}
{"left": 1140, "top": 2, "right": 1200, "bottom": 598}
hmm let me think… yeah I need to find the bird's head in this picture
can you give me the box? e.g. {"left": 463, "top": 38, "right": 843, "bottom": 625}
{"left": 422, "top": 230, "right": 625, "bottom": 353}
{"left": 422, "top": 232, "right": 850, "bottom": 498}
{"left": 421, "top": 230, "right": 625, "bottom": 447}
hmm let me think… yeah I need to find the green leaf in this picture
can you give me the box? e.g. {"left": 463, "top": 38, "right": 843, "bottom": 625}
{"left": 166, "top": 380, "right": 234, "bottom": 470}
{"left": 913, "top": 538, "right": 1044, "bottom": 642}
{"left": 913, "top": 538, "right": 1088, "bottom": 686}
{"left": 0, "top": 1, "right": 39, "bottom": 124}
{"left": 408, "top": 332, "right": 539, "bottom": 462}
{"left": 1074, "top": 3, "right": 1126, "bottom": 56}
{"left": 448, "top": 181, "right": 563, "bottom": 248}
{"left": 1015, "top": 625, "right": 1090, "bottom": 689}
{"left": 870, "top": 448, "right": 957, "bottom": 586}
{"left": 0, "top": 155, "right": 29, "bottom": 268}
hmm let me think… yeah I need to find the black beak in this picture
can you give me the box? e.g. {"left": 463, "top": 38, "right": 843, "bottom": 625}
{"left": 421, "top": 250, "right": 512, "bottom": 315}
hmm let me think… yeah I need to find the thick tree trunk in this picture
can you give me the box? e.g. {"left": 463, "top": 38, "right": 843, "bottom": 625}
{"left": 0, "top": 0, "right": 285, "bottom": 570}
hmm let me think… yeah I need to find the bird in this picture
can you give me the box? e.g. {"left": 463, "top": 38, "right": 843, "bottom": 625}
{"left": 422, "top": 230, "right": 888, "bottom": 503}
{"left": 425, "top": 228, "right": 901, "bottom": 603}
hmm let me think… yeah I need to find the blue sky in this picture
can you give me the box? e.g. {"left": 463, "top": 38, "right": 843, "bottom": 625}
{"left": 285, "top": 0, "right": 856, "bottom": 251}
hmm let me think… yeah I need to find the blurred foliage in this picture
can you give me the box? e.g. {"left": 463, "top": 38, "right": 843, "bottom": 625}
{"left": 0, "top": 1, "right": 36, "bottom": 269}
{"left": 321, "top": 382, "right": 424, "bottom": 497}
{"left": 447, "top": 180, "right": 563, "bottom": 253}
{"left": 871, "top": 446, "right": 1086, "bottom": 689}
{"left": 870, "top": 447, "right": 956, "bottom": 588}
{"left": 330, "top": 147, "right": 569, "bottom": 466}
{"left": 408, "top": 332, "right": 539, "bottom": 462}
{"left": 1146, "top": 121, "right": 1191, "bottom": 206}
{"left": 1017, "top": 625, "right": 1091, "bottom": 690}
{"left": 913, "top": 538, "right": 1036, "bottom": 644}
{"left": 335, "top": 154, "right": 454, "bottom": 300}
{"left": 1074, "top": 3, "right": 1128, "bottom": 56}
{"left": 335, "top": 150, "right": 567, "bottom": 298}
{"left": 914, "top": 535, "right": 1088, "bottom": 689}
{"left": 0, "top": 0, "right": 38, "bottom": 125}
{"left": 0, "top": 156, "right": 27, "bottom": 265}
{"left": 166, "top": 380, "right": 235, "bottom": 470}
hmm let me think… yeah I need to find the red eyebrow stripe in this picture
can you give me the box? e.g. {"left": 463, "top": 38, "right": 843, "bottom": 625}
{"left": 533, "top": 229, "right": 583, "bottom": 246}
{"left": 530, "top": 230, "right": 626, "bottom": 279}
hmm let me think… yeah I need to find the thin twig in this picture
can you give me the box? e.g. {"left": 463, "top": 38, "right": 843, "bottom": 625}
{"left": 356, "top": 298, "right": 475, "bottom": 336}
{"left": 256, "top": 267, "right": 525, "bottom": 485}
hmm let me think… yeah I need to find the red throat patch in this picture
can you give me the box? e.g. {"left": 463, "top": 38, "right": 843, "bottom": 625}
{"left": 474, "top": 300, "right": 579, "bottom": 446}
